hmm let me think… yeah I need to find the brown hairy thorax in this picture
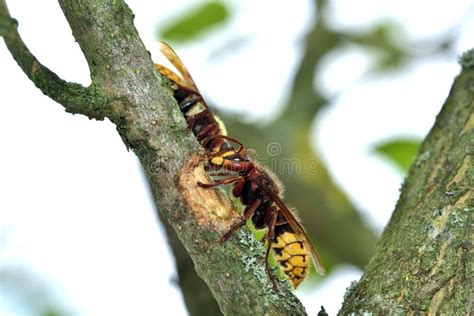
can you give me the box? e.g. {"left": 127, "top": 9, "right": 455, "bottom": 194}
{"left": 179, "top": 154, "right": 237, "bottom": 230}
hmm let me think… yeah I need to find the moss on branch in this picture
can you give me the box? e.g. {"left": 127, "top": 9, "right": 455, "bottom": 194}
{"left": 0, "top": 1, "right": 108, "bottom": 120}
{"left": 339, "top": 61, "right": 474, "bottom": 315}
{"left": 1, "top": 0, "right": 308, "bottom": 314}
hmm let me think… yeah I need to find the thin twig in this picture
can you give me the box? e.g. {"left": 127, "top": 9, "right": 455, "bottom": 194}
{"left": 0, "top": 0, "right": 108, "bottom": 119}
{"left": 1, "top": 0, "right": 308, "bottom": 314}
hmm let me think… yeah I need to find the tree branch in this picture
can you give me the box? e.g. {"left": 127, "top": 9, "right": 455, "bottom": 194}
{"left": 0, "top": 1, "right": 107, "bottom": 120}
{"left": 340, "top": 60, "right": 474, "bottom": 314}
{"left": 158, "top": 211, "right": 221, "bottom": 316}
{"left": 1, "top": 0, "right": 307, "bottom": 314}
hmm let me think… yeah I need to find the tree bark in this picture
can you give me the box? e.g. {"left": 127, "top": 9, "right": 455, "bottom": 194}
{"left": 0, "top": 0, "right": 306, "bottom": 315}
{"left": 340, "top": 59, "right": 473, "bottom": 314}
{"left": 157, "top": 211, "right": 221, "bottom": 316}
{"left": 2, "top": 0, "right": 472, "bottom": 315}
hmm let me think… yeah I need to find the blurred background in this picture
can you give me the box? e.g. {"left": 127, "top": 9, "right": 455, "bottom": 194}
{"left": 0, "top": 0, "right": 472, "bottom": 315}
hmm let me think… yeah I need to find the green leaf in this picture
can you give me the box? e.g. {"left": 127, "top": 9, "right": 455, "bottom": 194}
{"left": 373, "top": 138, "right": 421, "bottom": 173}
{"left": 159, "top": 2, "right": 229, "bottom": 43}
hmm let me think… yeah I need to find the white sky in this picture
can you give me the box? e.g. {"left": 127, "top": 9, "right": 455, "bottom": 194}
{"left": 0, "top": 0, "right": 472, "bottom": 315}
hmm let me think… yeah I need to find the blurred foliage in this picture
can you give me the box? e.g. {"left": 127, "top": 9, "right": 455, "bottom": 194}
{"left": 208, "top": 0, "right": 456, "bottom": 275}
{"left": 347, "top": 21, "right": 407, "bottom": 72}
{"left": 2, "top": 1, "right": 461, "bottom": 315}
{"left": 222, "top": 115, "right": 377, "bottom": 275}
{"left": 207, "top": 36, "right": 253, "bottom": 61}
{"left": 0, "top": 267, "right": 69, "bottom": 316}
{"left": 155, "top": 0, "right": 460, "bottom": 297}
{"left": 374, "top": 138, "right": 421, "bottom": 173}
{"left": 159, "top": 2, "right": 229, "bottom": 43}
{"left": 342, "top": 20, "right": 455, "bottom": 73}
{"left": 151, "top": 0, "right": 460, "bottom": 310}
{"left": 157, "top": 212, "right": 221, "bottom": 316}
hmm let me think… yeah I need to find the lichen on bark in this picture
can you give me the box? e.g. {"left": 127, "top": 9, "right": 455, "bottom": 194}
{"left": 339, "top": 63, "right": 473, "bottom": 315}
{"left": 1, "top": 0, "right": 308, "bottom": 314}
{"left": 3, "top": 0, "right": 472, "bottom": 314}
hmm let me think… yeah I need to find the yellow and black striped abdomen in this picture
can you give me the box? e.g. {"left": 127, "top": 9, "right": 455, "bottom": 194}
{"left": 271, "top": 230, "right": 310, "bottom": 288}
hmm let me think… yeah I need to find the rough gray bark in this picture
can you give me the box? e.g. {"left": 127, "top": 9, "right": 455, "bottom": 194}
{"left": 2, "top": 0, "right": 471, "bottom": 315}
{"left": 340, "top": 57, "right": 473, "bottom": 314}
{"left": 0, "top": 1, "right": 306, "bottom": 315}
{"left": 157, "top": 211, "right": 221, "bottom": 316}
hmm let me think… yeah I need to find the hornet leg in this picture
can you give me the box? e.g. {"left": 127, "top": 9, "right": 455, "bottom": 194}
{"left": 220, "top": 199, "right": 262, "bottom": 243}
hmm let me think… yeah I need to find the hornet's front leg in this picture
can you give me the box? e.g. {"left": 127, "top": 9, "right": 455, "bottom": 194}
{"left": 219, "top": 198, "right": 262, "bottom": 243}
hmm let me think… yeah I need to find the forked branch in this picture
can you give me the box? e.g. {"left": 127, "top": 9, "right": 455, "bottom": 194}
{"left": 0, "top": 0, "right": 108, "bottom": 119}
{"left": 0, "top": 0, "right": 307, "bottom": 314}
